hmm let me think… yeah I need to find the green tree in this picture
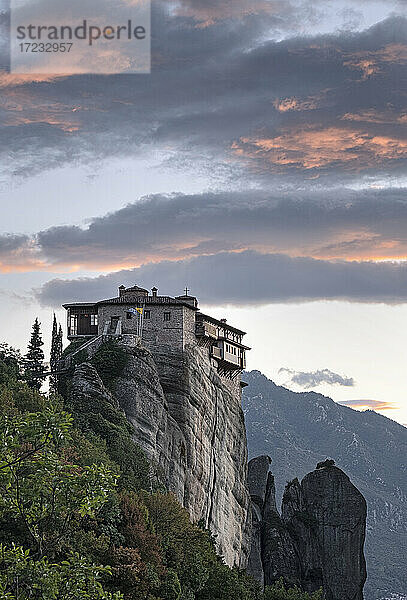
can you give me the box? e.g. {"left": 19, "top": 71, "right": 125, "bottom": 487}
{"left": 0, "top": 344, "right": 23, "bottom": 387}
{"left": 50, "top": 316, "right": 63, "bottom": 394}
{"left": 0, "top": 404, "right": 118, "bottom": 558}
{"left": 58, "top": 325, "right": 63, "bottom": 360}
{"left": 0, "top": 545, "right": 123, "bottom": 600}
{"left": 24, "top": 319, "right": 45, "bottom": 392}
{"left": 0, "top": 402, "right": 122, "bottom": 599}
{"left": 264, "top": 579, "right": 323, "bottom": 600}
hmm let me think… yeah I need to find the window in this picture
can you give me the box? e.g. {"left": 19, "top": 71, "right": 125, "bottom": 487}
{"left": 164, "top": 312, "right": 171, "bottom": 321}
{"left": 90, "top": 314, "right": 98, "bottom": 326}
{"left": 70, "top": 315, "right": 78, "bottom": 336}
{"left": 126, "top": 312, "right": 132, "bottom": 319}
{"left": 144, "top": 310, "right": 151, "bottom": 320}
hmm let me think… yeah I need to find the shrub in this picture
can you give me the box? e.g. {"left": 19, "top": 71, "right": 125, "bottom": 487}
{"left": 91, "top": 341, "right": 129, "bottom": 388}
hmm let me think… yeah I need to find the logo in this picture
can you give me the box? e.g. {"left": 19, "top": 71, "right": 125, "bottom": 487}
{"left": 10, "top": 0, "right": 151, "bottom": 74}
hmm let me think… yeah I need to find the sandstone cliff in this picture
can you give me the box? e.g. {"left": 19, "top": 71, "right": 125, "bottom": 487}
{"left": 247, "top": 457, "right": 367, "bottom": 600}
{"left": 70, "top": 342, "right": 252, "bottom": 568}
{"left": 247, "top": 456, "right": 301, "bottom": 589}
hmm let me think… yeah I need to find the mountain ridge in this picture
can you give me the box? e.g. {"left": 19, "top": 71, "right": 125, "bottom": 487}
{"left": 242, "top": 370, "right": 407, "bottom": 600}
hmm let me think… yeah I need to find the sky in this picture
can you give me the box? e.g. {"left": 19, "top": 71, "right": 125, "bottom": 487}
{"left": 0, "top": 0, "right": 407, "bottom": 424}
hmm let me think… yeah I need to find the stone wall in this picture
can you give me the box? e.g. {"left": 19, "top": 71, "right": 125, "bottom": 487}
{"left": 98, "top": 303, "right": 189, "bottom": 349}
{"left": 182, "top": 305, "right": 197, "bottom": 347}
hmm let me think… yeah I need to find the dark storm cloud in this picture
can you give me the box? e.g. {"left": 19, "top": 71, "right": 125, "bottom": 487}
{"left": 0, "top": 234, "right": 29, "bottom": 253}
{"left": 36, "top": 250, "right": 407, "bottom": 307}
{"left": 279, "top": 367, "right": 355, "bottom": 389}
{"left": 31, "top": 187, "right": 407, "bottom": 267}
{"left": 0, "top": 8, "right": 406, "bottom": 184}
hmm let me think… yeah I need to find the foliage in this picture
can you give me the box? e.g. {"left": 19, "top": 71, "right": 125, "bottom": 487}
{"left": 50, "top": 316, "right": 63, "bottom": 394}
{"left": 0, "top": 383, "right": 122, "bottom": 599}
{"left": 264, "top": 579, "right": 323, "bottom": 600}
{"left": 0, "top": 545, "right": 123, "bottom": 600}
{"left": 141, "top": 492, "right": 263, "bottom": 600}
{"left": 197, "top": 563, "right": 263, "bottom": 600}
{"left": 0, "top": 340, "right": 326, "bottom": 600}
{"left": 24, "top": 319, "right": 45, "bottom": 392}
{"left": 0, "top": 344, "right": 23, "bottom": 388}
{"left": 0, "top": 405, "right": 118, "bottom": 558}
{"left": 61, "top": 340, "right": 85, "bottom": 359}
{"left": 91, "top": 341, "right": 129, "bottom": 388}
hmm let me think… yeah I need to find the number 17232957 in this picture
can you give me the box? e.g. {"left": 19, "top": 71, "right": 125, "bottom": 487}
{"left": 19, "top": 42, "right": 73, "bottom": 52}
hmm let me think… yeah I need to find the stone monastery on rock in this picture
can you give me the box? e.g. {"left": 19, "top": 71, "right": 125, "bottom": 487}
{"left": 63, "top": 284, "right": 250, "bottom": 378}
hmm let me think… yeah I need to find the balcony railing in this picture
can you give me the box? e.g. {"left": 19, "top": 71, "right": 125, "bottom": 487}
{"left": 224, "top": 351, "right": 241, "bottom": 366}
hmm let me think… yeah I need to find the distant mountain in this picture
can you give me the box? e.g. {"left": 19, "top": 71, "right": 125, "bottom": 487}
{"left": 242, "top": 370, "right": 407, "bottom": 600}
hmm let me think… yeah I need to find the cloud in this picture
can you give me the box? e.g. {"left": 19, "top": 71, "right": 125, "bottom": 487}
{"left": 343, "top": 43, "right": 407, "bottom": 79}
{"left": 274, "top": 96, "right": 319, "bottom": 112}
{"left": 0, "top": 234, "right": 47, "bottom": 273}
{"left": 0, "top": 12, "right": 406, "bottom": 185}
{"left": 338, "top": 399, "right": 399, "bottom": 411}
{"left": 0, "top": 187, "right": 396, "bottom": 271}
{"left": 4, "top": 186, "right": 407, "bottom": 273}
{"left": 233, "top": 127, "right": 407, "bottom": 172}
{"left": 35, "top": 250, "right": 407, "bottom": 307}
{"left": 0, "top": 288, "right": 35, "bottom": 304}
{"left": 165, "top": 0, "right": 295, "bottom": 26}
{"left": 279, "top": 367, "right": 355, "bottom": 389}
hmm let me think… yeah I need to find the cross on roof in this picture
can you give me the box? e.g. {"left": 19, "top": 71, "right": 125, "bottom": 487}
{"left": 184, "top": 286, "right": 189, "bottom": 296}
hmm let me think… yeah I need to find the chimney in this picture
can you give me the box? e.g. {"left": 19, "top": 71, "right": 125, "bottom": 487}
{"left": 118, "top": 285, "right": 126, "bottom": 297}
{"left": 152, "top": 287, "right": 158, "bottom": 297}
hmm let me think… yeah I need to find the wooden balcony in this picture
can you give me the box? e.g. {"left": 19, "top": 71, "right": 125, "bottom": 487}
{"left": 196, "top": 321, "right": 218, "bottom": 339}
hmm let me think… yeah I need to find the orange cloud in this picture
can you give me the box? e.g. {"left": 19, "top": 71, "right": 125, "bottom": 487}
{"left": 312, "top": 233, "right": 407, "bottom": 262}
{"left": 232, "top": 126, "right": 407, "bottom": 171}
{"left": 4, "top": 114, "right": 79, "bottom": 132}
{"left": 338, "top": 399, "right": 398, "bottom": 412}
{"left": 344, "top": 43, "right": 407, "bottom": 79}
{"left": 0, "top": 255, "right": 86, "bottom": 274}
{"left": 0, "top": 72, "right": 63, "bottom": 89}
{"left": 341, "top": 109, "right": 407, "bottom": 124}
{"left": 1, "top": 88, "right": 81, "bottom": 133}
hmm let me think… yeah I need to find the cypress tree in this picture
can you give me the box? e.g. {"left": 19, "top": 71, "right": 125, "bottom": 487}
{"left": 50, "top": 314, "right": 59, "bottom": 393}
{"left": 57, "top": 324, "right": 63, "bottom": 359}
{"left": 24, "top": 318, "right": 45, "bottom": 391}
{"left": 50, "top": 316, "right": 64, "bottom": 393}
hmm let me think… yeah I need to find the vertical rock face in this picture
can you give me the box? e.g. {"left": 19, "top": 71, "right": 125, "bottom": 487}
{"left": 247, "top": 456, "right": 272, "bottom": 587}
{"left": 248, "top": 457, "right": 367, "bottom": 600}
{"left": 283, "top": 459, "right": 367, "bottom": 600}
{"left": 70, "top": 342, "right": 252, "bottom": 569}
{"left": 247, "top": 457, "right": 301, "bottom": 589}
